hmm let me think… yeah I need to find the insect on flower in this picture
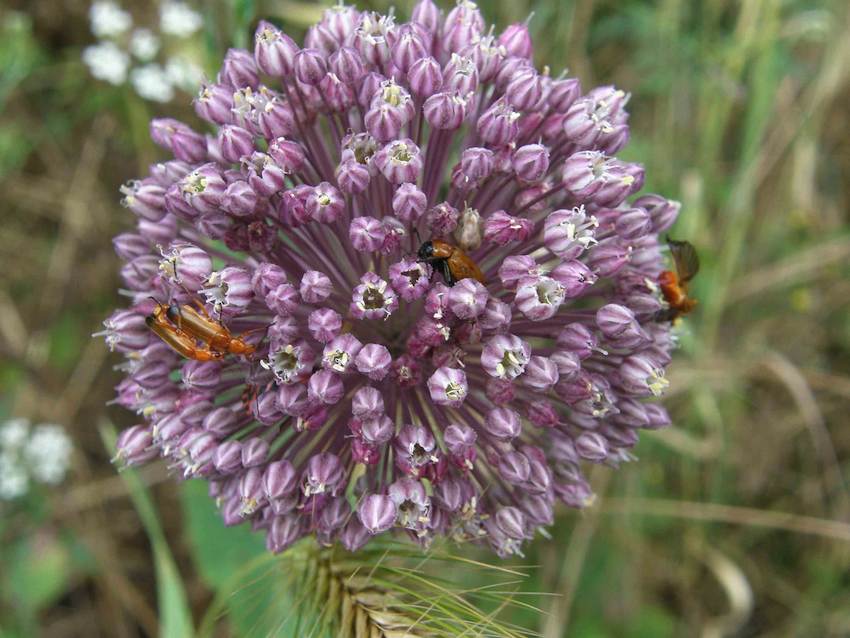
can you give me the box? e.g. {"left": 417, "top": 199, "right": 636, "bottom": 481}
{"left": 417, "top": 239, "right": 485, "bottom": 286}
{"left": 165, "top": 301, "right": 257, "bottom": 357}
{"left": 656, "top": 238, "right": 699, "bottom": 322}
{"left": 145, "top": 301, "right": 223, "bottom": 361}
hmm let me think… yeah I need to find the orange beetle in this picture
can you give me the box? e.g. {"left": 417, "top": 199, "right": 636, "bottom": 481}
{"left": 166, "top": 302, "right": 256, "bottom": 357}
{"left": 145, "top": 303, "right": 223, "bottom": 362}
{"left": 656, "top": 238, "right": 699, "bottom": 322}
{"left": 417, "top": 239, "right": 485, "bottom": 286}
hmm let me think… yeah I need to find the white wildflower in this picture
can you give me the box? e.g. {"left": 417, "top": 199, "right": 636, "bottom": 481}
{"left": 129, "top": 28, "right": 160, "bottom": 61}
{"left": 82, "top": 41, "right": 130, "bottom": 85}
{"left": 131, "top": 64, "right": 175, "bottom": 103}
{"left": 0, "top": 418, "right": 29, "bottom": 449}
{"left": 160, "top": 2, "right": 204, "bottom": 38}
{"left": 0, "top": 454, "right": 28, "bottom": 500}
{"left": 25, "top": 425, "right": 73, "bottom": 485}
{"left": 165, "top": 56, "right": 204, "bottom": 91}
{"left": 89, "top": 1, "right": 132, "bottom": 38}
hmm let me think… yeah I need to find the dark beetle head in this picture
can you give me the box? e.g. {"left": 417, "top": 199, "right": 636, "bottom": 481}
{"left": 417, "top": 240, "right": 434, "bottom": 261}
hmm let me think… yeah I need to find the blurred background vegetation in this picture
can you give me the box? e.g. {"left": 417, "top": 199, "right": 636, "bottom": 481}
{"left": 2, "top": 0, "right": 850, "bottom": 635}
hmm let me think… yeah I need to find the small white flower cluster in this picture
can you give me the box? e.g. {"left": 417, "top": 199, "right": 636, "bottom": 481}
{"left": 82, "top": 1, "right": 205, "bottom": 103}
{"left": 0, "top": 418, "right": 72, "bottom": 501}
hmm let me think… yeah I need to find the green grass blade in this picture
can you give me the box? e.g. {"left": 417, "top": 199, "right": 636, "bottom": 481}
{"left": 99, "top": 423, "right": 194, "bottom": 638}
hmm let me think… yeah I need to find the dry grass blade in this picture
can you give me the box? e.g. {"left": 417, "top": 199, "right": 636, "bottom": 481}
{"left": 601, "top": 498, "right": 850, "bottom": 542}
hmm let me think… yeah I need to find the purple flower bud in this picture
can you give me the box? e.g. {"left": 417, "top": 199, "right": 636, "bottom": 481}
{"left": 194, "top": 82, "right": 234, "bottom": 125}
{"left": 268, "top": 137, "right": 306, "bottom": 173}
{"left": 293, "top": 48, "right": 327, "bottom": 85}
{"left": 133, "top": 358, "right": 172, "bottom": 389}
{"left": 335, "top": 159, "right": 371, "bottom": 195}
{"left": 587, "top": 242, "right": 630, "bottom": 277}
{"left": 276, "top": 383, "right": 308, "bottom": 417}
{"left": 515, "top": 276, "right": 565, "bottom": 321}
{"left": 633, "top": 194, "right": 681, "bottom": 233}
{"left": 365, "top": 104, "right": 406, "bottom": 142}
{"left": 551, "top": 260, "right": 598, "bottom": 297}
{"left": 349, "top": 216, "right": 387, "bottom": 253}
{"left": 182, "top": 360, "right": 222, "bottom": 392}
{"left": 350, "top": 272, "right": 398, "bottom": 320}
{"left": 407, "top": 56, "right": 443, "bottom": 96}
{"left": 391, "top": 26, "right": 428, "bottom": 73}
{"left": 498, "top": 450, "right": 530, "bottom": 484}
{"left": 113, "top": 425, "right": 157, "bottom": 467}
{"left": 306, "top": 182, "right": 345, "bottom": 223}
{"left": 219, "top": 48, "right": 259, "bottom": 89}
{"left": 523, "top": 356, "right": 560, "bottom": 392}
{"left": 618, "top": 354, "right": 669, "bottom": 397}
{"left": 302, "top": 452, "right": 344, "bottom": 496}
{"left": 251, "top": 262, "right": 287, "bottom": 298}
{"left": 575, "top": 432, "right": 609, "bottom": 462}
{"left": 374, "top": 139, "right": 422, "bottom": 184}
{"left": 299, "top": 270, "right": 332, "bottom": 304}
{"left": 388, "top": 258, "right": 431, "bottom": 301}
{"left": 322, "top": 334, "right": 363, "bottom": 374}
{"left": 411, "top": 0, "right": 440, "bottom": 32}
{"left": 477, "top": 99, "right": 520, "bottom": 146}
{"left": 447, "top": 278, "right": 488, "bottom": 319}
{"left": 307, "top": 308, "right": 342, "bottom": 343}
{"left": 213, "top": 440, "right": 243, "bottom": 474}
{"left": 254, "top": 21, "right": 298, "bottom": 77}
{"left": 241, "top": 438, "right": 270, "bottom": 468}
{"left": 266, "top": 515, "right": 303, "bottom": 553}
{"left": 217, "top": 125, "right": 254, "bottom": 163}
{"left": 112, "top": 233, "right": 151, "bottom": 260}
{"left": 120, "top": 179, "right": 167, "bottom": 221}
{"left": 96, "top": 310, "right": 149, "bottom": 352}
{"left": 391, "top": 183, "right": 427, "bottom": 224}
{"left": 354, "top": 343, "right": 392, "bottom": 381}
{"left": 499, "top": 22, "right": 533, "bottom": 59}
{"left": 505, "top": 69, "right": 544, "bottom": 111}
{"left": 329, "top": 46, "right": 365, "bottom": 83}
{"left": 444, "top": 423, "right": 477, "bottom": 455}
{"left": 307, "top": 369, "right": 345, "bottom": 404}
{"left": 479, "top": 298, "right": 512, "bottom": 334}
{"left": 263, "top": 340, "right": 315, "bottom": 384}
{"left": 483, "top": 210, "right": 533, "bottom": 246}
{"left": 221, "top": 181, "right": 258, "bottom": 217}
{"left": 452, "top": 147, "right": 494, "bottom": 191}
{"left": 158, "top": 242, "right": 212, "bottom": 292}
{"left": 423, "top": 92, "right": 467, "bottom": 130}
{"left": 252, "top": 390, "right": 283, "bottom": 425}
{"left": 202, "top": 266, "right": 254, "bottom": 316}
{"left": 425, "top": 201, "right": 459, "bottom": 236}
{"left": 548, "top": 77, "right": 581, "bottom": 112}
{"left": 351, "top": 387, "right": 384, "bottom": 421}
{"left": 614, "top": 206, "right": 652, "bottom": 239}
{"left": 427, "top": 366, "right": 468, "bottom": 407}
{"left": 484, "top": 407, "right": 522, "bottom": 440}
{"left": 340, "top": 519, "right": 370, "bottom": 552}
{"left": 201, "top": 407, "right": 238, "bottom": 437}
{"left": 263, "top": 460, "right": 298, "bottom": 500}
{"left": 359, "top": 414, "right": 394, "bottom": 446}
{"left": 481, "top": 334, "right": 531, "bottom": 380}
{"left": 512, "top": 144, "right": 550, "bottom": 183}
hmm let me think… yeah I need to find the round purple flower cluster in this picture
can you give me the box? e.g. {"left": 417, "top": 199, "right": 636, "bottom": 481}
{"left": 102, "top": 0, "right": 680, "bottom": 557}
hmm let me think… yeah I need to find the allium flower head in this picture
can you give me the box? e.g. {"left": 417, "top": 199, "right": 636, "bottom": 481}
{"left": 104, "top": 0, "right": 681, "bottom": 557}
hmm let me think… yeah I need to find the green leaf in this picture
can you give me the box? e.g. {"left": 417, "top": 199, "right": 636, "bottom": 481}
{"left": 7, "top": 533, "right": 72, "bottom": 614}
{"left": 100, "top": 424, "right": 194, "bottom": 638}
{"left": 180, "top": 478, "right": 266, "bottom": 589}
